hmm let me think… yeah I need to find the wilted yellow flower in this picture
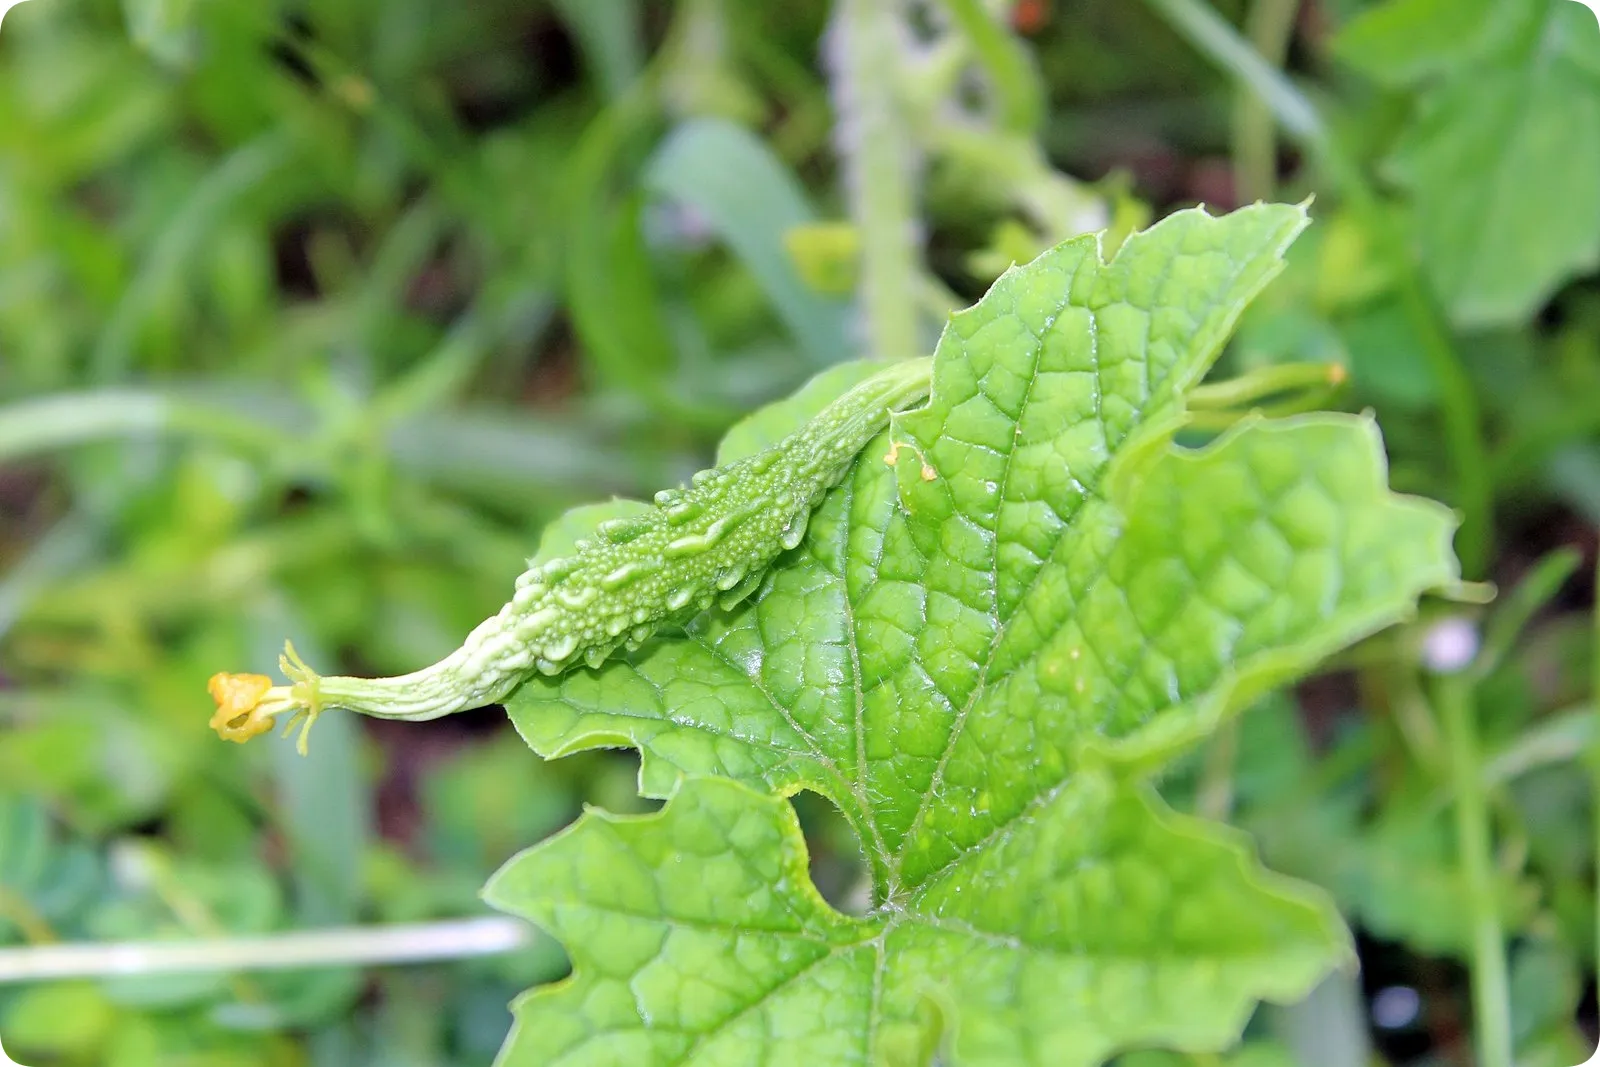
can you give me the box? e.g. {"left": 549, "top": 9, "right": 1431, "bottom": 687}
{"left": 207, "top": 672, "right": 281, "bottom": 743}
{"left": 206, "top": 642, "right": 326, "bottom": 753}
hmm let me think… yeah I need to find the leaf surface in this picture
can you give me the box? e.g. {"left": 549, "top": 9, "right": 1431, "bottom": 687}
{"left": 485, "top": 776, "right": 1346, "bottom": 1067}
{"left": 492, "top": 204, "right": 1460, "bottom": 1065}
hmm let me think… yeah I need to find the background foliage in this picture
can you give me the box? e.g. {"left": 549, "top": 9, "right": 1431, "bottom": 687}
{"left": 0, "top": 1, "right": 1596, "bottom": 1065}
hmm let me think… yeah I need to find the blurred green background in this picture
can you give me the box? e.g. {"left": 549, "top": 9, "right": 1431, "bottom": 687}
{"left": 1, "top": 0, "right": 1598, "bottom": 1064}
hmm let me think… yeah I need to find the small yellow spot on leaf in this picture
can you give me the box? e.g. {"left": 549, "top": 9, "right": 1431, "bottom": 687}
{"left": 884, "top": 439, "right": 938, "bottom": 481}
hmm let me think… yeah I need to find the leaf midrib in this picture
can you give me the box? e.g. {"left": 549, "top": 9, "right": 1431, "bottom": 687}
{"left": 882, "top": 237, "right": 1228, "bottom": 898}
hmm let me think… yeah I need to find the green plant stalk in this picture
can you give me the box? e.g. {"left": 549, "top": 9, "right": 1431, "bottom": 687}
{"left": 1436, "top": 672, "right": 1513, "bottom": 1067}
{"left": 1230, "top": 0, "right": 1299, "bottom": 204}
{"left": 1139, "top": 0, "right": 1319, "bottom": 143}
{"left": 0, "top": 918, "right": 531, "bottom": 983}
{"left": 1140, "top": 0, "right": 1491, "bottom": 577}
{"left": 1188, "top": 361, "right": 1345, "bottom": 409}
{"left": 937, "top": 0, "right": 1043, "bottom": 132}
{"left": 827, "top": 0, "right": 924, "bottom": 362}
{"left": 1184, "top": 387, "right": 1344, "bottom": 432}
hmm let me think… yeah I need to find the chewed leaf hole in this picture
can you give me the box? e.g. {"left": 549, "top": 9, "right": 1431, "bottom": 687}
{"left": 790, "top": 789, "right": 871, "bottom": 916}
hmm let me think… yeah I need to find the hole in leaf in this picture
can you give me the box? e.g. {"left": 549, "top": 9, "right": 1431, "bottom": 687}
{"left": 790, "top": 789, "right": 870, "bottom": 916}
{"left": 580, "top": 749, "right": 663, "bottom": 816}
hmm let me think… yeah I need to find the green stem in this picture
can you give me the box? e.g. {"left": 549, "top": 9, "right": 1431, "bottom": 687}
{"left": 1188, "top": 361, "right": 1344, "bottom": 409}
{"left": 1230, "top": 0, "right": 1299, "bottom": 204}
{"left": 937, "top": 0, "right": 1044, "bottom": 132}
{"left": 1140, "top": 0, "right": 1492, "bottom": 577}
{"left": 1139, "top": 0, "right": 1320, "bottom": 144}
{"left": 827, "top": 0, "right": 923, "bottom": 362}
{"left": 0, "top": 918, "right": 531, "bottom": 983}
{"left": 1184, "top": 386, "right": 1344, "bottom": 432}
{"left": 1436, "top": 672, "right": 1513, "bottom": 1067}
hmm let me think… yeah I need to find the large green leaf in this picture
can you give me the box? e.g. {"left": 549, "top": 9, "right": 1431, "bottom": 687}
{"left": 492, "top": 204, "right": 1461, "bottom": 1064}
{"left": 486, "top": 776, "right": 1345, "bottom": 1067}
{"left": 1339, "top": 0, "right": 1600, "bottom": 325}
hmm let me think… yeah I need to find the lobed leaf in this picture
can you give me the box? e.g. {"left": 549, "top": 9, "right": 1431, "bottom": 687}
{"left": 493, "top": 204, "right": 1461, "bottom": 1064}
{"left": 485, "top": 776, "right": 1346, "bottom": 1067}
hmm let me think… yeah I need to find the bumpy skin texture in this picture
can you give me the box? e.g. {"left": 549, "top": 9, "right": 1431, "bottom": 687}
{"left": 222, "top": 357, "right": 933, "bottom": 732}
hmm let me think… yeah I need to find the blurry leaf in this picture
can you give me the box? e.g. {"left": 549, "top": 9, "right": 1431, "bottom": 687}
{"left": 1481, "top": 705, "right": 1594, "bottom": 789}
{"left": 225, "top": 967, "right": 367, "bottom": 1031}
{"left": 1512, "top": 762, "right": 1595, "bottom": 882}
{"left": 645, "top": 118, "right": 851, "bottom": 370}
{"left": 966, "top": 217, "right": 1045, "bottom": 282}
{"left": 1349, "top": 0, "right": 1600, "bottom": 325}
{"left": 0, "top": 797, "right": 103, "bottom": 941}
{"left": 1520, "top": 1030, "right": 1596, "bottom": 1067}
{"left": 1225, "top": 702, "right": 1371, "bottom": 901}
{"left": 1509, "top": 939, "right": 1581, "bottom": 1046}
{"left": 1474, "top": 547, "right": 1582, "bottom": 679}
{"left": 1341, "top": 802, "right": 1538, "bottom": 956}
{"left": 1335, "top": 0, "right": 1509, "bottom": 85}
{"left": 493, "top": 206, "right": 1460, "bottom": 1063}
{"left": 1338, "top": 300, "right": 1437, "bottom": 410}
{"left": 0, "top": 30, "right": 172, "bottom": 182}
{"left": 1508, "top": 940, "right": 1593, "bottom": 1067}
